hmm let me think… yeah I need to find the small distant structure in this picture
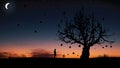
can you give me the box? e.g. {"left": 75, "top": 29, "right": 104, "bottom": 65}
{"left": 103, "top": 54, "right": 108, "bottom": 58}
{"left": 63, "top": 54, "right": 65, "bottom": 58}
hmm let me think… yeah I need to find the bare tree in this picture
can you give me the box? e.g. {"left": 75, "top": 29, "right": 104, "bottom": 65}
{"left": 58, "top": 8, "right": 113, "bottom": 60}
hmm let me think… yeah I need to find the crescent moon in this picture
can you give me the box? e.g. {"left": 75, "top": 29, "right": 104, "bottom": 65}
{"left": 5, "top": 3, "right": 10, "bottom": 10}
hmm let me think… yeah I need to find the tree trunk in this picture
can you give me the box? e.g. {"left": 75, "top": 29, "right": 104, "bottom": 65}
{"left": 80, "top": 46, "right": 90, "bottom": 60}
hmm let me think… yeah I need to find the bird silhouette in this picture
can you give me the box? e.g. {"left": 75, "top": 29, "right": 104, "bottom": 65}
{"left": 40, "top": 21, "right": 43, "bottom": 23}
{"left": 78, "top": 45, "right": 81, "bottom": 47}
{"left": 34, "top": 30, "right": 38, "bottom": 33}
{"left": 23, "top": 4, "right": 27, "bottom": 8}
{"left": 105, "top": 45, "right": 108, "bottom": 47}
{"left": 60, "top": 44, "right": 63, "bottom": 46}
{"left": 17, "top": 23, "right": 20, "bottom": 26}
{"left": 69, "top": 46, "right": 71, "bottom": 48}
{"left": 72, "top": 52, "right": 75, "bottom": 54}
{"left": 63, "top": 11, "right": 66, "bottom": 15}
{"left": 17, "top": 23, "right": 23, "bottom": 28}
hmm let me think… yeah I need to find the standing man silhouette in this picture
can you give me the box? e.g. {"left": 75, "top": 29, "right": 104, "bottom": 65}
{"left": 54, "top": 49, "right": 56, "bottom": 58}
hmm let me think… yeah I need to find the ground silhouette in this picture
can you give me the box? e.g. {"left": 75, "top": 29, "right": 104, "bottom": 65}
{"left": 0, "top": 57, "right": 120, "bottom": 66}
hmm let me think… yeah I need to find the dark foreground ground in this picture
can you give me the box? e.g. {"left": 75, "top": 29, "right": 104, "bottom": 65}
{"left": 0, "top": 57, "right": 120, "bottom": 66}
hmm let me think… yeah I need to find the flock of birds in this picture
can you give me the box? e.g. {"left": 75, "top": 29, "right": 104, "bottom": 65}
{"left": 16, "top": 20, "right": 43, "bottom": 33}
{"left": 16, "top": 3, "right": 67, "bottom": 34}
{"left": 59, "top": 43, "right": 112, "bottom": 58}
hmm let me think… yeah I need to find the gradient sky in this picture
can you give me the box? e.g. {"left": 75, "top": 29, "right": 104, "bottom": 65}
{"left": 0, "top": 0, "right": 120, "bottom": 58}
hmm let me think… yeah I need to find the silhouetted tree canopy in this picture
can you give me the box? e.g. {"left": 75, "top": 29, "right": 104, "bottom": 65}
{"left": 58, "top": 8, "right": 113, "bottom": 59}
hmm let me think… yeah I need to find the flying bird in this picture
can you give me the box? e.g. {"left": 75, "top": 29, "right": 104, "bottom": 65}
{"left": 40, "top": 21, "right": 43, "bottom": 23}
{"left": 110, "top": 46, "right": 112, "bottom": 48}
{"left": 17, "top": 23, "right": 20, "bottom": 26}
{"left": 34, "top": 30, "right": 38, "bottom": 33}
{"left": 105, "top": 45, "right": 108, "bottom": 47}
{"left": 72, "top": 52, "right": 75, "bottom": 54}
{"left": 102, "top": 18, "right": 104, "bottom": 20}
{"left": 23, "top": 4, "right": 27, "bottom": 8}
{"left": 78, "top": 45, "right": 81, "bottom": 47}
{"left": 63, "top": 11, "right": 66, "bottom": 15}
{"left": 16, "top": 23, "right": 23, "bottom": 28}
{"left": 60, "top": 44, "right": 63, "bottom": 46}
{"left": 69, "top": 46, "right": 71, "bottom": 48}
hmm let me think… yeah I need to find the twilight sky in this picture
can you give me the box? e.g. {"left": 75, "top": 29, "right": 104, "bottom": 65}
{"left": 0, "top": 0, "right": 120, "bottom": 58}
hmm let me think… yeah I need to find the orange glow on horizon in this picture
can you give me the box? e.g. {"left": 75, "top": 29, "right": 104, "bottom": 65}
{"left": 0, "top": 41, "right": 120, "bottom": 58}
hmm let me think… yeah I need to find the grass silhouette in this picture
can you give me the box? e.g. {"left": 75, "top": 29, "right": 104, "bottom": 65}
{"left": 0, "top": 57, "right": 120, "bottom": 65}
